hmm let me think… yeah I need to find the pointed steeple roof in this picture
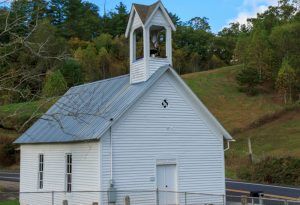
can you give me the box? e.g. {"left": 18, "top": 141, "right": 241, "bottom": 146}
{"left": 125, "top": 1, "right": 176, "bottom": 37}
{"left": 133, "top": 1, "right": 160, "bottom": 24}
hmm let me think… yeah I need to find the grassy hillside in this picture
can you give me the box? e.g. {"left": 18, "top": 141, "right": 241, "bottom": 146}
{"left": 182, "top": 65, "right": 300, "bottom": 179}
{"left": 182, "top": 65, "right": 284, "bottom": 133}
{"left": 0, "top": 100, "right": 55, "bottom": 133}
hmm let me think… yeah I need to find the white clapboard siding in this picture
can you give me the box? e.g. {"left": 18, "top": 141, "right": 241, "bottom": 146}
{"left": 132, "top": 12, "right": 142, "bottom": 29}
{"left": 151, "top": 8, "right": 169, "bottom": 26}
{"left": 131, "top": 59, "right": 146, "bottom": 83}
{"left": 19, "top": 142, "right": 100, "bottom": 205}
{"left": 100, "top": 72, "right": 225, "bottom": 204}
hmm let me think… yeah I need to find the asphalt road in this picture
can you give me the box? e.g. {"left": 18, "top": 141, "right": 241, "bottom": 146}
{"left": 0, "top": 172, "right": 299, "bottom": 200}
{"left": 226, "top": 179, "right": 300, "bottom": 200}
{"left": 0, "top": 171, "right": 20, "bottom": 182}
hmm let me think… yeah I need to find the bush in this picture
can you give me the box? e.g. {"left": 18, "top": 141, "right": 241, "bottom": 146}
{"left": 236, "top": 66, "right": 261, "bottom": 95}
{"left": 237, "top": 157, "right": 300, "bottom": 185}
{"left": 60, "top": 59, "right": 83, "bottom": 87}
{"left": 42, "top": 70, "right": 68, "bottom": 97}
{"left": 207, "top": 54, "right": 226, "bottom": 69}
{"left": 0, "top": 136, "right": 18, "bottom": 166}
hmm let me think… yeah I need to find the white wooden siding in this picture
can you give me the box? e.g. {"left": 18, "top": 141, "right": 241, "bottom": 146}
{"left": 151, "top": 8, "right": 169, "bottom": 26}
{"left": 101, "top": 72, "right": 225, "bottom": 204}
{"left": 132, "top": 12, "right": 142, "bottom": 29}
{"left": 131, "top": 59, "right": 146, "bottom": 83}
{"left": 19, "top": 142, "right": 100, "bottom": 205}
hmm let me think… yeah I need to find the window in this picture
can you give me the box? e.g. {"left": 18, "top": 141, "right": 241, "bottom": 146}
{"left": 149, "top": 25, "right": 167, "bottom": 58}
{"left": 66, "top": 154, "right": 72, "bottom": 192}
{"left": 38, "top": 154, "right": 44, "bottom": 189}
{"left": 134, "top": 27, "right": 144, "bottom": 61}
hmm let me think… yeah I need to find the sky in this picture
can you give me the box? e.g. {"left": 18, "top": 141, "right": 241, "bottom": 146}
{"left": 89, "top": 0, "right": 278, "bottom": 33}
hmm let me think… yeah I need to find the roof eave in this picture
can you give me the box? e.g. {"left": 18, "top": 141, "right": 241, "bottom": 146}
{"left": 125, "top": 6, "right": 136, "bottom": 38}
{"left": 14, "top": 137, "right": 100, "bottom": 145}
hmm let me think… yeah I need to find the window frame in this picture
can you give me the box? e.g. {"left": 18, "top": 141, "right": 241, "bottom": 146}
{"left": 149, "top": 25, "right": 167, "bottom": 59}
{"left": 38, "top": 154, "right": 44, "bottom": 189}
{"left": 133, "top": 27, "right": 144, "bottom": 62}
{"left": 66, "top": 153, "right": 72, "bottom": 192}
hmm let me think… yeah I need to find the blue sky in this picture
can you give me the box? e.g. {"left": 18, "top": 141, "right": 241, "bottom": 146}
{"left": 89, "top": 0, "right": 278, "bottom": 33}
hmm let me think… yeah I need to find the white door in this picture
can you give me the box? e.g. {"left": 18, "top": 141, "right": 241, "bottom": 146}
{"left": 156, "top": 164, "right": 177, "bottom": 205}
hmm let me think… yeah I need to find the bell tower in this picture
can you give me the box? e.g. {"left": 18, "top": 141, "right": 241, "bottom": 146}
{"left": 125, "top": 1, "right": 176, "bottom": 84}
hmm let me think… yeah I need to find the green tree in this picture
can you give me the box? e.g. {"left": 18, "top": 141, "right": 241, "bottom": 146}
{"left": 190, "top": 52, "right": 201, "bottom": 72}
{"left": 233, "top": 35, "right": 250, "bottom": 64}
{"left": 236, "top": 66, "right": 261, "bottom": 95}
{"left": 101, "top": 2, "right": 129, "bottom": 36}
{"left": 215, "top": 23, "right": 249, "bottom": 65}
{"left": 187, "top": 17, "right": 211, "bottom": 32}
{"left": 93, "top": 34, "right": 113, "bottom": 52}
{"left": 98, "top": 48, "right": 111, "bottom": 79}
{"left": 270, "top": 22, "right": 300, "bottom": 74}
{"left": 48, "top": 0, "right": 67, "bottom": 27}
{"left": 42, "top": 70, "right": 68, "bottom": 97}
{"left": 173, "top": 48, "right": 188, "bottom": 74}
{"left": 207, "top": 54, "right": 226, "bottom": 69}
{"left": 168, "top": 12, "right": 181, "bottom": 26}
{"left": 276, "top": 60, "right": 297, "bottom": 104}
{"left": 63, "top": 0, "right": 101, "bottom": 40}
{"left": 74, "top": 44, "right": 100, "bottom": 81}
{"left": 173, "top": 25, "right": 214, "bottom": 71}
{"left": 247, "top": 29, "right": 272, "bottom": 81}
{"left": 60, "top": 59, "right": 83, "bottom": 87}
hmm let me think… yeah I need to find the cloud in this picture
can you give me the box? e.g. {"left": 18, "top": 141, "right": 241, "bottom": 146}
{"left": 227, "top": 0, "right": 278, "bottom": 25}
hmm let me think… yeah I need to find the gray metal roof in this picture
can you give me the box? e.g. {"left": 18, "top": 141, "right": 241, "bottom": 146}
{"left": 15, "top": 66, "right": 169, "bottom": 144}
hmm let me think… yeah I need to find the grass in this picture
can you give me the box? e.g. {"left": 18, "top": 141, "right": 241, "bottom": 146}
{"left": 0, "top": 100, "right": 55, "bottom": 132}
{"left": 182, "top": 65, "right": 284, "bottom": 133}
{"left": 233, "top": 109, "right": 300, "bottom": 156}
{"left": 182, "top": 65, "right": 300, "bottom": 179}
{"left": 0, "top": 201, "right": 19, "bottom": 205}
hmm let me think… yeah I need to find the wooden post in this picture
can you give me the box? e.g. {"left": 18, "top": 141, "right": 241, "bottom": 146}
{"left": 248, "top": 137, "right": 253, "bottom": 163}
{"left": 156, "top": 188, "right": 159, "bottom": 205}
{"left": 124, "top": 196, "right": 130, "bottom": 205}
{"left": 241, "top": 195, "right": 247, "bottom": 205}
{"left": 51, "top": 191, "right": 54, "bottom": 205}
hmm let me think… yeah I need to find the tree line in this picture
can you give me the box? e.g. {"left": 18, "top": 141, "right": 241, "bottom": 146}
{"left": 235, "top": 0, "right": 300, "bottom": 103}
{"left": 0, "top": 0, "right": 299, "bottom": 105}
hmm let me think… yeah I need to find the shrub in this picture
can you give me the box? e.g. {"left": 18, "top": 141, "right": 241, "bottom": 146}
{"left": 42, "top": 70, "right": 68, "bottom": 97}
{"left": 236, "top": 66, "right": 261, "bottom": 95}
{"left": 0, "top": 136, "right": 18, "bottom": 166}
{"left": 207, "top": 54, "right": 226, "bottom": 69}
{"left": 276, "top": 60, "right": 297, "bottom": 104}
{"left": 237, "top": 157, "right": 300, "bottom": 185}
{"left": 60, "top": 59, "right": 83, "bottom": 87}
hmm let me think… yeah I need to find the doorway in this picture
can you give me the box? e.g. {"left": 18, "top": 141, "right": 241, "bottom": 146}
{"left": 156, "top": 164, "right": 177, "bottom": 205}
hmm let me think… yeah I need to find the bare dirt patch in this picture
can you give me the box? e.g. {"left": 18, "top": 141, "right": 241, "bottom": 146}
{"left": 0, "top": 181, "right": 19, "bottom": 201}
